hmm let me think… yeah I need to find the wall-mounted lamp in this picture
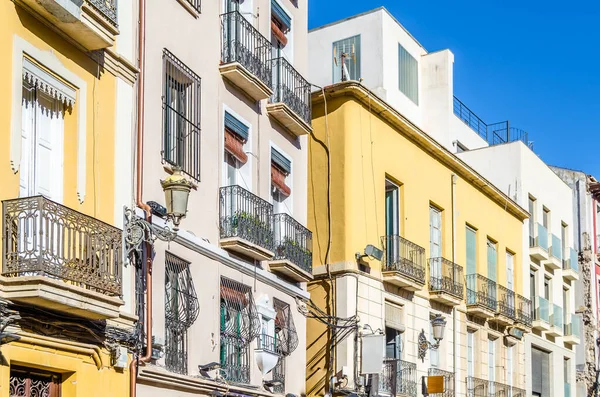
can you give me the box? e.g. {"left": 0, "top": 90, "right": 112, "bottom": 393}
{"left": 355, "top": 244, "right": 383, "bottom": 262}
{"left": 418, "top": 314, "right": 446, "bottom": 362}
{"left": 161, "top": 167, "right": 193, "bottom": 231}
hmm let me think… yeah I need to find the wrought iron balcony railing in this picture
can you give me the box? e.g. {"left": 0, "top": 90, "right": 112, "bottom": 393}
{"left": 428, "top": 369, "right": 454, "bottom": 397}
{"left": 428, "top": 257, "right": 463, "bottom": 298}
{"left": 88, "top": 0, "right": 118, "bottom": 27}
{"left": 379, "top": 359, "right": 417, "bottom": 397}
{"left": 516, "top": 294, "right": 532, "bottom": 326}
{"left": 2, "top": 196, "right": 122, "bottom": 296}
{"left": 221, "top": 11, "right": 272, "bottom": 90}
{"left": 219, "top": 185, "right": 274, "bottom": 252}
{"left": 497, "top": 284, "right": 515, "bottom": 319}
{"left": 467, "top": 377, "right": 521, "bottom": 397}
{"left": 271, "top": 57, "right": 311, "bottom": 126}
{"left": 534, "top": 296, "right": 550, "bottom": 323}
{"left": 382, "top": 235, "right": 426, "bottom": 285}
{"left": 466, "top": 274, "right": 497, "bottom": 311}
{"left": 257, "top": 333, "right": 279, "bottom": 355}
{"left": 273, "top": 213, "right": 312, "bottom": 273}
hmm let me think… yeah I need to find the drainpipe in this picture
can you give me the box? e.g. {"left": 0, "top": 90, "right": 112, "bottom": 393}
{"left": 130, "top": 0, "right": 153, "bottom": 396}
{"left": 451, "top": 174, "right": 458, "bottom": 396}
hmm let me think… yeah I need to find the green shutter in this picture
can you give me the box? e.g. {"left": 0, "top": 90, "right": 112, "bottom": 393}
{"left": 487, "top": 241, "right": 497, "bottom": 281}
{"left": 385, "top": 189, "right": 394, "bottom": 236}
{"left": 466, "top": 227, "right": 476, "bottom": 275}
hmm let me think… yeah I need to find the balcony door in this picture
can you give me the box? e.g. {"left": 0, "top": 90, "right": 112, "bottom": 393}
{"left": 429, "top": 206, "right": 442, "bottom": 280}
{"left": 385, "top": 181, "right": 399, "bottom": 265}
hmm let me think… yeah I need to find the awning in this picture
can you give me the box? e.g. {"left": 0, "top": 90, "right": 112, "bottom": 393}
{"left": 225, "top": 129, "right": 248, "bottom": 165}
{"left": 385, "top": 302, "right": 404, "bottom": 331}
{"left": 271, "top": 21, "right": 288, "bottom": 47}
{"left": 272, "top": 164, "right": 291, "bottom": 196}
{"left": 271, "top": 0, "right": 291, "bottom": 31}
{"left": 221, "top": 285, "right": 248, "bottom": 307}
{"left": 271, "top": 148, "right": 291, "bottom": 174}
{"left": 225, "top": 111, "right": 249, "bottom": 141}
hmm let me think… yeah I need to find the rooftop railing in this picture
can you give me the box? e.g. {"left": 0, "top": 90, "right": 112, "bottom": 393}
{"left": 2, "top": 196, "right": 122, "bottom": 296}
{"left": 382, "top": 235, "right": 426, "bottom": 285}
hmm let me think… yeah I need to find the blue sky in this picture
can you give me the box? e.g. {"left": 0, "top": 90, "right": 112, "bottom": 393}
{"left": 308, "top": 0, "right": 600, "bottom": 176}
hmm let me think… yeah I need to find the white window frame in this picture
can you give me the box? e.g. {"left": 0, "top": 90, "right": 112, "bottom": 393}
{"left": 221, "top": 105, "right": 252, "bottom": 191}
{"left": 10, "top": 36, "right": 87, "bottom": 203}
{"left": 269, "top": 142, "right": 293, "bottom": 216}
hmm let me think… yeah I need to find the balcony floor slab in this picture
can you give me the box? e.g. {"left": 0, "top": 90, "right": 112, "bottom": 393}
{"left": 268, "top": 259, "right": 313, "bottom": 282}
{"left": 221, "top": 237, "right": 274, "bottom": 261}
{"left": 267, "top": 102, "right": 311, "bottom": 137}
{"left": 382, "top": 271, "right": 424, "bottom": 292}
{"left": 220, "top": 63, "right": 272, "bottom": 101}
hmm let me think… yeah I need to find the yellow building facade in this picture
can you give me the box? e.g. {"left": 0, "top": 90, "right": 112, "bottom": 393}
{"left": 0, "top": 1, "right": 137, "bottom": 396}
{"left": 306, "top": 82, "right": 530, "bottom": 397}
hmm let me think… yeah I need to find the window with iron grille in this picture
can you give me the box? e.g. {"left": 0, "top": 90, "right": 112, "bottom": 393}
{"left": 9, "top": 367, "right": 61, "bottom": 397}
{"left": 220, "top": 277, "right": 260, "bottom": 383}
{"left": 165, "top": 252, "right": 199, "bottom": 374}
{"left": 162, "top": 49, "right": 201, "bottom": 181}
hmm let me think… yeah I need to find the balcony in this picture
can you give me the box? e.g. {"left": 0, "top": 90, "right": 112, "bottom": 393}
{"left": 563, "top": 248, "right": 579, "bottom": 281}
{"left": 381, "top": 235, "right": 426, "bottom": 291}
{"left": 515, "top": 294, "right": 532, "bottom": 330}
{"left": 1, "top": 196, "right": 123, "bottom": 319}
{"left": 548, "top": 304, "right": 563, "bottom": 337}
{"left": 16, "top": 0, "right": 118, "bottom": 50}
{"left": 267, "top": 57, "right": 312, "bottom": 137}
{"left": 220, "top": 11, "right": 273, "bottom": 101}
{"left": 379, "top": 359, "right": 417, "bottom": 397}
{"left": 491, "top": 284, "right": 515, "bottom": 325}
{"left": 543, "top": 234, "right": 562, "bottom": 270}
{"left": 564, "top": 313, "right": 581, "bottom": 345}
{"left": 466, "top": 377, "right": 524, "bottom": 397}
{"left": 466, "top": 274, "right": 496, "bottom": 318}
{"left": 428, "top": 257, "right": 463, "bottom": 306}
{"left": 529, "top": 223, "right": 549, "bottom": 261}
{"left": 532, "top": 296, "right": 551, "bottom": 332}
{"left": 427, "top": 368, "right": 454, "bottom": 397}
{"left": 219, "top": 185, "right": 275, "bottom": 260}
{"left": 565, "top": 383, "right": 572, "bottom": 397}
{"left": 268, "top": 213, "right": 313, "bottom": 282}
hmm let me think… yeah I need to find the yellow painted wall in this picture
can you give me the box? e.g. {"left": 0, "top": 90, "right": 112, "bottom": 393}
{"left": 308, "top": 94, "right": 525, "bottom": 291}
{"left": 0, "top": 341, "right": 130, "bottom": 397}
{"left": 0, "top": 1, "right": 117, "bottom": 224}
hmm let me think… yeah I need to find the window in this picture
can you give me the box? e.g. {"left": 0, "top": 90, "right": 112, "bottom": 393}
{"left": 429, "top": 206, "right": 443, "bottom": 282}
{"left": 487, "top": 239, "right": 497, "bottom": 282}
{"left": 507, "top": 345, "right": 513, "bottom": 389}
{"left": 271, "top": 0, "right": 291, "bottom": 60}
{"left": 506, "top": 251, "right": 514, "bottom": 291}
{"left": 271, "top": 147, "right": 292, "bottom": 214}
{"left": 162, "top": 49, "right": 201, "bottom": 181}
{"left": 488, "top": 337, "right": 496, "bottom": 383}
{"left": 564, "top": 357, "right": 570, "bottom": 384}
{"left": 385, "top": 180, "right": 400, "bottom": 236}
{"left": 332, "top": 35, "right": 361, "bottom": 83}
{"left": 467, "top": 330, "right": 475, "bottom": 378}
{"left": 21, "top": 58, "right": 74, "bottom": 203}
{"left": 9, "top": 368, "right": 61, "bottom": 397}
{"left": 544, "top": 276, "right": 551, "bottom": 301}
{"left": 530, "top": 269, "right": 537, "bottom": 318}
{"left": 220, "top": 277, "right": 260, "bottom": 384}
{"left": 532, "top": 347, "right": 550, "bottom": 396}
{"left": 223, "top": 111, "right": 249, "bottom": 188}
{"left": 385, "top": 326, "right": 402, "bottom": 359}
{"left": 165, "top": 253, "right": 199, "bottom": 375}
{"left": 562, "top": 223, "right": 568, "bottom": 264}
{"left": 528, "top": 196, "right": 536, "bottom": 246}
{"left": 543, "top": 207, "right": 550, "bottom": 231}
{"left": 398, "top": 44, "right": 418, "bottom": 104}
{"left": 466, "top": 226, "right": 477, "bottom": 275}
{"left": 563, "top": 288, "right": 569, "bottom": 333}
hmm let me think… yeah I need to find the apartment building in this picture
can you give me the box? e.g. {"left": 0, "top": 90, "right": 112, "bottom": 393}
{"left": 134, "top": 0, "right": 312, "bottom": 396}
{"left": 308, "top": 7, "right": 531, "bottom": 155}
{"left": 0, "top": 0, "right": 137, "bottom": 394}
{"left": 458, "top": 144, "right": 579, "bottom": 397}
{"left": 306, "top": 81, "right": 529, "bottom": 397}
{"left": 550, "top": 168, "right": 600, "bottom": 397}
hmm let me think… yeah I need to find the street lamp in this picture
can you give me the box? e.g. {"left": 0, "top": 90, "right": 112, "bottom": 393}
{"left": 160, "top": 167, "right": 193, "bottom": 231}
{"left": 418, "top": 314, "right": 447, "bottom": 362}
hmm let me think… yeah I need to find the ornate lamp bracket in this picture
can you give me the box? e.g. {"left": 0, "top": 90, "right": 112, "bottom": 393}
{"left": 124, "top": 207, "right": 178, "bottom": 260}
{"left": 418, "top": 328, "right": 441, "bottom": 362}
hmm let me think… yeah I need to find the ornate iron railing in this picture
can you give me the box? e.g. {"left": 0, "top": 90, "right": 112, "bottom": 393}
{"left": 87, "top": 0, "right": 118, "bottom": 27}
{"left": 428, "top": 369, "right": 454, "bottom": 397}
{"left": 516, "top": 294, "right": 531, "bottom": 326}
{"left": 221, "top": 11, "right": 272, "bottom": 90}
{"left": 512, "top": 386, "right": 526, "bottom": 397}
{"left": 466, "top": 377, "right": 512, "bottom": 397}
{"left": 219, "top": 185, "right": 275, "bottom": 253}
{"left": 2, "top": 196, "right": 122, "bottom": 296}
{"left": 497, "top": 284, "right": 515, "bottom": 319}
{"left": 220, "top": 334, "right": 250, "bottom": 384}
{"left": 181, "top": 0, "right": 200, "bottom": 12}
{"left": 165, "top": 327, "right": 188, "bottom": 374}
{"left": 273, "top": 213, "right": 312, "bottom": 273}
{"left": 271, "top": 57, "right": 311, "bottom": 125}
{"left": 257, "top": 333, "right": 279, "bottom": 354}
{"left": 428, "top": 257, "right": 463, "bottom": 298}
{"left": 379, "top": 359, "right": 417, "bottom": 397}
{"left": 274, "top": 298, "right": 299, "bottom": 356}
{"left": 272, "top": 358, "right": 285, "bottom": 394}
{"left": 466, "top": 274, "right": 496, "bottom": 311}
{"left": 382, "top": 235, "right": 426, "bottom": 285}
{"left": 453, "top": 96, "right": 532, "bottom": 149}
